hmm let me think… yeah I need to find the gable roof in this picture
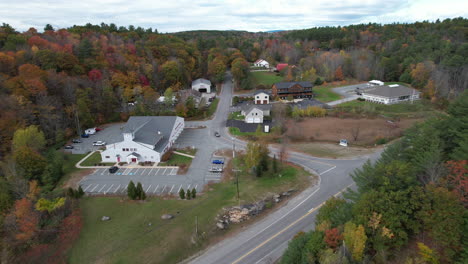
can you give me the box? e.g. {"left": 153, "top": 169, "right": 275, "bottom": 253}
{"left": 254, "top": 89, "right": 271, "bottom": 96}
{"left": 123, "top": 116, "right": 178, "bottom": 147}
{"left": 276, "top": 63, "right": 288, "bottom": 71}
{"left": 241, "top": 103, "right": 272, "bottom": 115}
{"left": 254, "top": 59, "right": 268, "bottom": 64}
{"left": 192, "top": 78, "right": 211, "bottom": 87}
{"left": 274, "top": 81, "right": 313, "bottom": 89}
{"left": 363, "top": 85, "right": 419, "bottom": 98}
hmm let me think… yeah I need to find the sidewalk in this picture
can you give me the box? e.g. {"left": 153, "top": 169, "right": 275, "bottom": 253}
{"left": 75, "top": 151, "right": 178, "bottom": 169}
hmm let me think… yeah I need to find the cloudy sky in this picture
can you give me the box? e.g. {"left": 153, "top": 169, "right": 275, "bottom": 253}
{"left": 1, "top": 0, "right": 467, "bottom": 32}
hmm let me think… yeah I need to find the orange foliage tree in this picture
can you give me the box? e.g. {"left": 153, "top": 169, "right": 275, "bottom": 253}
{"left": 14, "top": 198, "right": 39, "bottom": 242}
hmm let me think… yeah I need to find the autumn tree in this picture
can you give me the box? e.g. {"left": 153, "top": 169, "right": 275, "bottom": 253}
{"left": 343, "top": 222, "right": 367, "bottom": 261}
{"left": 445, "top": 160, "right": 468, "bottom": 207}
{"left": 14, "top": 147, "right": 47, "bottom": 181}
{"left": 334, "top": 65, "right": 344, "bottom": 81}
{"left": 12, "top": 125, "right": 46, "bottom": 152}
{"left": 324, "top": 228, "right": 343, "bottom": 250}
{"left": 14, "top": 198, "right": 39, "bottom": 242}
{"left": 208, "top": 56, "right": 226, "bottom": 83}
{"left": 244, "top": 142, "right": 269, "bottom": 170}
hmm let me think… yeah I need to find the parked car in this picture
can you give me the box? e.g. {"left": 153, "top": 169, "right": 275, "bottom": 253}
{"left": 95, "top": 127, "right": 102, "bottom": 132}
{"left": 85, "top": 128, "right": 96, "bottom": 135}
{"left": 210, "top": 167, "right": 223, "bottom": 172}
{"left": 339, "top": 139, "right": 348, "bottom": 147}
{"left": 93, "top": 141, "right": 106, "bottom": 146}
{"left": 214, "top": 131, "right": 220, "bottom": 137}
{"left": 64, "top": 145, "right": 74, "bottom": 149}
{"left": 109, "top": 166, "right": 119, "bottom": 173}
{"left": 81, "top": 133, "right": 89, "bottom": 138}
{"left": 72, "top": 139, "right": 82, "bottom": 143}
{"left": 212, "top": 159, "right": 224, "bottom": 164}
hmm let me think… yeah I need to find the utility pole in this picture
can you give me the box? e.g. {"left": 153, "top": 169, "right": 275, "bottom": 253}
{"left": 195, "top": 216, "right": 198, "bottom": 236}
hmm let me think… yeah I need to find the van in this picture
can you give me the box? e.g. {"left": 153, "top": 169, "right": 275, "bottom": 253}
{"left": 85, "top": 128, "right": 96, "bottom": 135}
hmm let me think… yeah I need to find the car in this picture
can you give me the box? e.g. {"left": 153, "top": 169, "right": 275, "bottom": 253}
{"left": 214, "top": 132, "right": 220, "bottom": 137}
{"left": 212, "top": 159, "right": 224, "bottom": 164}
{"left": 72, "top": 139, "right": 82, "bottom": 143}
{"left": 95, "top": 127, "right": 102, "bottom": 132}
{"left": 210, "top": 167, "right": 223, "bottom": 172}
{"left": 64, "top": 145, "right": 74, "bottom": 149}
{"left": 109, "top": 166, "right": 119, "bottom": 173}
{"left": 93, "top": 141, "right": 106, "bottom": 146}
{"left": 339, "top": 139, "right": 348, "bottom": 147}
{"left": 81, "top": 133, "right": 89, "bottom": 138}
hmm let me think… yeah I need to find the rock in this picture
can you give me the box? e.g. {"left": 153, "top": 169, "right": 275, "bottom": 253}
{"left": 217, "top": 222, "right": 226, "bottom": 229}
{"left": 161, "top": 214, "right": 174, "bottom": 220}
{"left": 274, "top": 198, "right": 281, "bottom": 203}
{"left": 101, "top": 216, "right": 111, "bottom": 221}
{"left": 273, "top": 194, "right": 281, "bottom": 199}
{"left": 241, "top": 208, "right": 249, "bottom": 215}
{"left": 282, "top": 191, "right": 291, "bottom": 196}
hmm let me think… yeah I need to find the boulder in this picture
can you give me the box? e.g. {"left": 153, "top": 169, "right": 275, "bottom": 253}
{"left": 217, "top": 222, "right": 226, "bottom": 229}
{"left": 274, "top": 198, "right": 281, "bottom": 203}
{"left": 161, "top": 214, "right": 174, "bottom": 220}
{"left": 273, "top": 194, "right": 281, "bottom": 199}
{"left": 101, "top": 216, "right": 111, "bottom": 221}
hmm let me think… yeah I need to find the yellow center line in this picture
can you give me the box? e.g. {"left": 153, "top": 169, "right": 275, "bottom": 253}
{"left": 230, "top": 183, "right": 354, "bottom": 264}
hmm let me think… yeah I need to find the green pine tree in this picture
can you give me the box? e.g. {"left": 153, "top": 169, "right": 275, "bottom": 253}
{"left": 78, "top": 186, "right": 85, "bottom": 198}
{"left": 186, "top": 189, "right": 192, "bottom": 200}
{"left": 67, "top": 187, "right": 75, "bottom": 198}
{"left": 179, "top": 188, "right": 185, "bottom": 199}
{"left": 136, "top": 182, "right": 144, "bottom": 200}
{"left": 191, "top": 188, "right": 196, "bottom": 199}
{"left": 127, "top": 181, "right": 136, "bottom": 200}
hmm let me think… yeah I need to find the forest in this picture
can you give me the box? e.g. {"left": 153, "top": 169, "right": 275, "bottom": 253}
{"left": 0, "top": 18, "right": 466, "bottom": 262}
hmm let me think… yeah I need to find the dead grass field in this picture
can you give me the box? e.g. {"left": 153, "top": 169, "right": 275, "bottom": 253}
{"left": 286, "top": 117, "right": 424, "bottom": 146}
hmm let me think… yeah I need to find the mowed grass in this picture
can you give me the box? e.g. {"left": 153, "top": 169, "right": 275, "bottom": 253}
{"left": 79, "top": 151, "right": 102, "bottom": 166}
{"left": 160, "top": 152, "right": 193, "bottom": 166}
{"left": 336, "top": 99, "right": 437, "bottom": 118}
{"left": 57, "top": 153, "right": 87, "bottom": 186}
{"left": 251, "top": 71, "right": 283, "bottom": 87}
{"left": 313, "top": 86, "right": 342, "bottom": 102}
{"left": 69, "top": 161, "right": 312, "bottom": 264}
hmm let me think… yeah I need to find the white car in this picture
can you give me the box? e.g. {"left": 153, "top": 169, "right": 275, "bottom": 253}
{"left": 93, "top": 141, "right": 106, "bottom": 146}
{"left": 339, "top": 139, "right": 348, "bottom": 147}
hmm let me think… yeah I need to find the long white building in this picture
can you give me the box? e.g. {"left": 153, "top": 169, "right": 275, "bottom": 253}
{"left": 361, "top": 84, "right": 420, "bottom": 105}
{"left": 101, "top": 116, "right": 184, "bottom": 164}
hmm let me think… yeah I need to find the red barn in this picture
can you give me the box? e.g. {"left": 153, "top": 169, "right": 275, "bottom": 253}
{"left": 275, "top": 63, "right": 288, "bottom": 72}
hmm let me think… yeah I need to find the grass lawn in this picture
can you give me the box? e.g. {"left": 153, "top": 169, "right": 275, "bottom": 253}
{"left": 175, "top": 147, "right": 197, "bottom": 156}
{"left": 228, "top": 111, "right": 245, "bottom": 120}
{"left": 57, "top": 153, "right": 87, "bottom": 186}
{"left": 207, "top": 98, "right": 219, "bottom": 117}
{"left": 313, "top": 86, "right": 342, "bottom": 102}
{"left": 79, "top": 151, "right": 102, "bottom": 167}
{"left": 229, "top": 127, "right": 262, "bottom": 137}
{"left": 160, "top": 152, "right": 193, "bottom": 167}
{"left": 251, "top": 71, "right": 283, "bottom": 87}
{"left": 288, "top": 142, "right": 379, "bottom": 159}
{"left": 69, "top": 159, "right": 312, "bottom": 264}
{"left": 336, "top": 99, "right": 437, "bottom": 118}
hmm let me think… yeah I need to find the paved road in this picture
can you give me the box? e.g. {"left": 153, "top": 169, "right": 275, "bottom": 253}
{"left": 186, "top": 77, "right": 383, "bottom": 264}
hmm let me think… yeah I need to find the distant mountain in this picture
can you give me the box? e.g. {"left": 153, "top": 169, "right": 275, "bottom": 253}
{"left": 264, "top": 30, "right": 285, "bottom": 33}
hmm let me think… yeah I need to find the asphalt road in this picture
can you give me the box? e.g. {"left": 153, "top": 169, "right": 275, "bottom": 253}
{"left": 186, "top": 75, "right": 383, "bottom": 264}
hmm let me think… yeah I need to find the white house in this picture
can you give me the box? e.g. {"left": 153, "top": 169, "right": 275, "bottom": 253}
{"left": 101, "top": 116, "right": 184, "bottom": 164}
{"left": 361, "top": 84, "right": 420, "bottom": 105}
{"left": 192, "top": 78, "right": 212, "bottom": 93}
{"left": 241, "top": 104, "right": 272, "bottom": 123}
{"left": 254, "top": 90, "right": 270, "bottom": 104}
{"left": 253, "top": 59, "right": 270, "bottom": 68}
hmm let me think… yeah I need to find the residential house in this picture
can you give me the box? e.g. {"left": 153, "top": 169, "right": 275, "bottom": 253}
{"left": 272, "top": 81, "right": 313, "bottom": 99}
{"left": 253, "top": 59, "right": 270, "bottom": 68}
{"left": 361, "top": 84, "right": 420, "bottom": 105}
{"left": 192, "top": 78, "right": 212, "bottom": 93}
{"left": 254, "top": 90, "right": 270, "bottom": 104}
{"left": 101, "top": 116, "right": 184, "bottom": 164}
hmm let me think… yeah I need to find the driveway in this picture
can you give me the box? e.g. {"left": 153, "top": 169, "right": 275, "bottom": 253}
{"left": 325, "top": 83, "right": 366, "bottom": 106}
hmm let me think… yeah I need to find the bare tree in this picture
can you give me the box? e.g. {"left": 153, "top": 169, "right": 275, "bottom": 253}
{"left": 351, "top": 124, "right": 361, "bottom": 142}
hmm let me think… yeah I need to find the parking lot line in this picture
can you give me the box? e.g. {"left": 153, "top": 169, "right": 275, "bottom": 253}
{"left": 122, "top": 168, "right": 131, "bottom": 175}
{"left": 177, "top": 185, "right": 182, "bottom": 193}
{"left": 100, "top": 169, "right": 106, "bottom": 175}
{"left": 141, "top": 168, "right": 147, "bottom": 175}
{"left": 152, "top": 168, "right": 159, "bottom": 175}
{"left": 154, "top": 185, "right": 159, "bottom": 193}
{"left": 187, "top": 184, "right": 191, "bottom": 190}
{"left": 161, "top": 185, "right": 167, "bottom": 193}
{"left": 162, "top": 168, "right": 168, "bottom": 174}
{"left": 105, "top": 184, "right": 114, "bottom": 194}
{"left": 113, "top": 184, "right": 121, "bottom": 193}
{"left": 90, "top": 184, "right": 99, "bottom": 192}
{"left": 149, "top": 167, "right": 155, "bottom": 174}
{"left": 98, "top": 184, "right": 107, "bottom": 192}
{"left": 83, "top": 184, "right": 93, "bottom": 192}
{"left": 170, "top": 168, "right": 177, "bottom": 175}
{"left": 146, "top": 185, "right": 152, "bottom": 193}
{"left": 169, "top": 185, "right": 175, "bottom": 193}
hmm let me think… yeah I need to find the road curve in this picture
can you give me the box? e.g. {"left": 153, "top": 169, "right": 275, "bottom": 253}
{"left": 186, "top": 73, "right": 383, "bottom": 264}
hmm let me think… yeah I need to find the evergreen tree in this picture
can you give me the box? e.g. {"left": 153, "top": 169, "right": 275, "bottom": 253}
{"left": 179, "top": 188, "right": 185, "bottom": 199}
{"left": 191, "top": 188, "right": 196, "bottom": 199}
{"left": 127, "top": 181, "right": 136, "bottom": 199}
{"left": 78, "top": 186, "right": 85, "bottom": 198}
{"left": 136, "top": 182, "right": 144, "bottom": 200}
{"left": 186, "top": 189, "right": 192, "bottom": 200}
{"left": 67, "top": 187, "right": 75, "bottom": 198}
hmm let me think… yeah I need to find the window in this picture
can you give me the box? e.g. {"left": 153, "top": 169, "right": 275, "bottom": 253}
{"left": 105, "top": 156, "right": 110, "bottom": 158}
{"left": 134, "top": 148, "right": 137, "bottom": 151}
{"left": 265, "top": 96, "right": 267, "bottom": 99}
{"left": 256, "top": 96, "right": 259, "bottom": 98}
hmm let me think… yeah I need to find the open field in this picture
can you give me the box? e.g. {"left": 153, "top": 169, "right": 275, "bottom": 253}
{"left": 57, "top": 153, "right": 88, "bottom": 188}
{"left": 335, "top": 100, "right": 437, "bottom": 118}
{"left": 313, "top": 86, "right": 342, "bottom": 102}
{"left": 79, "top": 151, "right": 102, "bottom": 166}
{"left": 286, "top": 117, "right": 423, "bottom": 146}
{"left": 251, "top": 71, "right": 283, "bottom": 87}
{"left": 69, "top": 160, "right": 312, "bottom": 264}
{"left": 287, "top": 142, "right": 380, "bottom": 159}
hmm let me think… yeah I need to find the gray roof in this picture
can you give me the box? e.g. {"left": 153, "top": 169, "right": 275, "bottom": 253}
{"left": 363, "top": 85, "right": 419, "bottom": 98}
{"left": 123, "top": 116, "right": 178, "bottom": 149}
{"left": 292, "top": 99, "right": 331, "bottom": 110}
{"left": 254, "top": 90, "right": 271, "bottom": 96}
{"left": 241, "top": 103, "right": 272, "bottom": 114}
{"left": 127, "top": 152, "right": 141, "bottom": 157}
{"left": 274, "top": 81, "right": 313, "bottom": 89}
{"left": 192, "top": 78, "right": 211, "bottom": 86}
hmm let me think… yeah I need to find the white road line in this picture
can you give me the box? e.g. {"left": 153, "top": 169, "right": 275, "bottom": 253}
{"left": 177, "top": 185, "right": 182, "bottom": 193}
{"left": 153, "top": 168, "right": 160, "bottom": 175}
{"left": 169, "top": 185, "right": 175, "bottom": 193}
{"left": 254, "top": 240, "right": 289, "bottom": 264}
{"left": 83, "top": 184, "right": 93, "bottom": 192}
{"left": 98, "top": 184, "right": 107, "bottom": 192}
{"left": 105, "top": 184, "right": 114, "bottom": 194}
{"left": 171, "top": 168, "right": 177, "bottom": 175}
{"left": 319, "top": 166, "right": 336, "bottom": 175}
{"left": 149, "top": 167, "right": 155, "bottom": 175}
{"left": 154, "top": 185, "right": 159, "bottom": 193}
{"left": 113, "top": 184, "right": 121, "bottom": 193}
{"left": 90, "top": 184, "right": 99, "bottom": 192}
{"left": 142, "top": 168, "right": 147, "bottom": 175}
{"left": 146, "top": 185, "right": 152, "bottom": 193}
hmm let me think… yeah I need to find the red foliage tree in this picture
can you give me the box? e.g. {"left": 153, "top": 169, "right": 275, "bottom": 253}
{"left": 27, "top": 36, "right": 49, "bottom": 49}
{"left": 88, "top": 69, "right": 103, "bottom": 82}
{"left": 139, "top": 75, "right": 150, "bottom": 86}
{"left": 335, "top": 66, "right": 344, "bottom": 81}
{"left": 446, "top": 160, "right": 468, "bottom": 207}
{"left": 14, "top": 198, "right": 39, "bottom": 242}
{"left": 325, "top": 228, "right": 343, "bottom": 250}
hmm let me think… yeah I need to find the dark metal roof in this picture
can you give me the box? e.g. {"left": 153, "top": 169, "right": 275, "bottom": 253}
{"left": 274, "top": 81, "right": 313, "bottom": 89}
{"left": 362, "top": 85, "right": 419, "bottom": 98}
{"left": 123, "top": 116, "right": 178, "bottom": 147}
{"left": 254, "top": 89, "right": 271, "bottom": 96}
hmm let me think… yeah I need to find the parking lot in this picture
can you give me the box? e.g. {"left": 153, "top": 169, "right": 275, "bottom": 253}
{"left": 65, "top": 123, "right": 125, "bottom": 154}
{"left": 205, "top": 156, "right": 225, "bottom": 183}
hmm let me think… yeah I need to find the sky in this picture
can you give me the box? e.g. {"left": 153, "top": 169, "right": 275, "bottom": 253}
{"left": 0, "top": 0, "right": 467, "bottom": 32}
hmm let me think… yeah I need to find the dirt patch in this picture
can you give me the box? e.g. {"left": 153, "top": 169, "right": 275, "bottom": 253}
{"left": 286, "top": 117, "right": 423, "bottom": 146}
{"left": 62, "top": 169, "right": 93, "bottom": 189}
{"left": 288, "top": 142, "right": 381, "bottom": 159}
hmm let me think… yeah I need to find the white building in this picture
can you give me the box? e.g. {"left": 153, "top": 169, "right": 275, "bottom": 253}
{"left": 253, "top": 59, "right": 270, "bottom": 68}
{"left": 361, "top": 84, "right": 420, "bottom": 105}
{"left": 192, "top": 78, "right": 212, "bottom": 93}
{"left": 254, "top": 90, "right": 270, "bottom": 104}
{"left": 101, "top": 116, "right": 184, "bottom": 164}
{"left": 368, "top": 80, "right": 384, "bottom": 86}
{"left": 241, "top": 104, "right": 272, "bottom": 123}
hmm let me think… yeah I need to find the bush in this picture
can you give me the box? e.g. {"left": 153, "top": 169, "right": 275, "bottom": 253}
{"left": 179, "top": 188, "right": 185, "bottom": 199}
{"left": 127, "top": 181, "right": 137, "bottom": 199}
{"left": 191, "top": 188, "right": 196, "bottom": 199}
{"left": 375, "top": 137, "right": 388, "bottom": 145}
{"left": 186, "top": 189, "right": 192, "bottom": 200}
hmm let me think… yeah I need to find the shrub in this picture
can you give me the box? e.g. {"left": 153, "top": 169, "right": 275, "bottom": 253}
{"left": 191, "top": 188, "right": 196, "bottom": 199}
{"left": 186, "top": 189, "right": 192, "bottom": 200}
{"left": 375, "top": 137, "right": 388, "bottom": 145}
{"left": 179, "top": 188, "right": 185, "bottom": 199}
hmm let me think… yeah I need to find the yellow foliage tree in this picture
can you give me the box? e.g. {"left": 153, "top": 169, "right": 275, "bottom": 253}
{"left": 417, "top": 242, "right": 439, "bottom": 264}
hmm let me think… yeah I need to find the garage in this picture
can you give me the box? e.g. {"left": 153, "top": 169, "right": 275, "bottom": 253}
{"left": 254, "top": 118, "right": 261, "bottom": 123}
{"left": 246, "top": 117, "right": 254, "bottom": 123}
{"left": 199, "top": 88, "right": 207, "bottom": 93}
{"left": 192, "top": 78, "right": 212, "bottom": 93}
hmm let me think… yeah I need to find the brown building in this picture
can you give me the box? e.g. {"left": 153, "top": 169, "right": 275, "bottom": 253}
{"left": 271, "top": 81, "right": 313, "bottom": 99}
